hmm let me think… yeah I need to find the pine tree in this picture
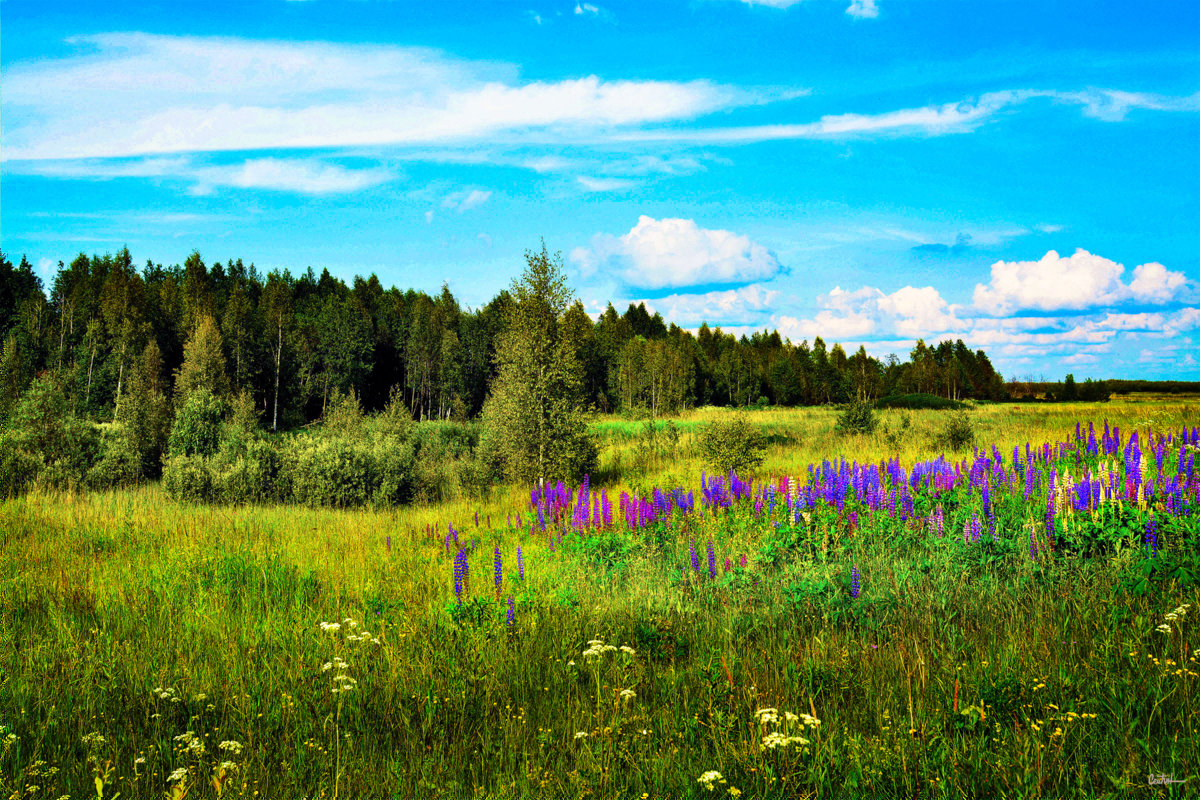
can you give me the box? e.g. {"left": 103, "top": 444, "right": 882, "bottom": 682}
{"left": 482, "top": 242, "right": 596, "bottom": 486}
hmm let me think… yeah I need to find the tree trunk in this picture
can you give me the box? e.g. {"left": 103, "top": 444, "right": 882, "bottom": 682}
{"left": 273, "top": 320, "right": 282, "bottom": 432}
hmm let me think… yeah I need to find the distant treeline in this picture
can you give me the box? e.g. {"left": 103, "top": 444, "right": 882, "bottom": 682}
{"left": 1106, "top": 380, "right": 1200, "bottom": 395}
{"left": 0, "top": 248, "right": 1007, "bottom": 429}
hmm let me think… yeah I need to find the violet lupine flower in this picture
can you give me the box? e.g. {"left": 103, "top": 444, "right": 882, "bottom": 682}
{"left": 707, "top": 541, "right": 717, "bottom": 579}
{"left": 739, "top": 554, "right": 748, "bottom": 569}
{"left": 494, "top": 544, "right": 503, "bottom": 596}
{"left": 474, "top": 511, "right": 479, "bottom": 527}
{"left": 453, "top": 549, "right": 468, "bottom": 605}
{"left": 506, "top": 596, "right": 515, "bottom": 628}
{"left": 517, "top": 546, "right": 525, "bottom": 580}
{"left": 1145, "top": 516, "right": 1158, "bottom": 558}
{"left": 724, "top": 557, "right": 732, "bottom": 573}
{"left": 851, "top": 565, "right": 860, "bottom": 599}
{"left": 690, "top": 542, "right": 701, "bottom": 574}
{"left": 386, "top": 535, "right": 391, "bottom": 553}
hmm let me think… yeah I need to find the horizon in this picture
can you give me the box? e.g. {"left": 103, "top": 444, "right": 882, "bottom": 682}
{"left": 3, "top": 0, "right": 1198, "bottom": 380}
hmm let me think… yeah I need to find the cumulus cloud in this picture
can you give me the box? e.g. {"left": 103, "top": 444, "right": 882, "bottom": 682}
{"left": 972, "top": 249, "right": 1192, "bottom": 314}
{"left": 776, "top": 283, "right": 962, "bottom": 341}
{"left": 571, "top": 216, "right": 781, "bottom": 289}
{"left": 641, "top": 284, "right": 779, "bottom": 326}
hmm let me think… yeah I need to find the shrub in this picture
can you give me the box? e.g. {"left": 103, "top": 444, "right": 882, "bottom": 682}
{"left": 0, "top": 433, "right": 38, "bottom": 498}
{"left": 89, "top": 425, "right": 144, "bottom": 489}
{"left": 283, "top": 436, "right": 375, "bottom": 508}
{"left": 169, "top": 390, "right": 226, "bottom": 458}
{"left": 836, "top": 400, "right": 878, "bottom": 435}
{"left": 162, "top": 454, "right": 214, "bottom": 503}
{"left": 699, "top": 416, "right": 766, "bottom": 475}
{"left": 875, "top": 393, "right": 966, "bottom": 411}
{"left": 940, "top": 412, "right": 976, "bottom": 451}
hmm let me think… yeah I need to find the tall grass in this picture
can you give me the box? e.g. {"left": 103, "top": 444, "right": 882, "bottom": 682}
{"left": 1, "top": 399, "right": 1197, "bottom": 798}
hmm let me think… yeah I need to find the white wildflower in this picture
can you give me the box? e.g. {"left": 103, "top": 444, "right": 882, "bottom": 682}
{"left": 755, "top": 708, "right": 780, "bottom": 725}
{"left": 620, "top": 688, "right": 636, "bottom": 702}
{"left": 619, "top": 645, "right": 636, "bottom": 656}
{"left": 697, "top": 770, "right": 723, "bottom": 790}
{"left": 167, "top": 767, "right": 188, "bottom": 783}
{"left": 1157, "top": 623, "right": 1172, "bottom": 633}
{"left": 319, "top": 621, "right": 342, "bottom": 634}
{"left": 574, "top": 731, "right": 588, "bottom": 739}
{"left": 218, "top": 740, "right": 243, "bottom": 755}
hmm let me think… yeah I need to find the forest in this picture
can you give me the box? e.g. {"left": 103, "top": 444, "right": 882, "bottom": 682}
{"left": 0, "top": 247, "right": 1006, "bottom": 423}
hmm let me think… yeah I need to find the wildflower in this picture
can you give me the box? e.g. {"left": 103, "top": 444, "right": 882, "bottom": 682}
{"left": 697, "top": 770, "right": 723, "bottom": 791}
{"left": 762, "top": 731, "right": 809, "bottom": 748}
{"left": 574, "top": 731, "right": 588, "bottom": 740}
{"left": 690, "top": 542, "right": 701, "bottom": 573}
{"left": 168, "top": 767, "right": 189, "bottom": 783}
{"left": 620, "top": 645, "right": 636, "bottom": 655}
{"left": 1157, "top": 623, "right": 1172, "bottom": 634}
{"left": 755, "top": 708, "right": 780, "bottom": 725}
{"left": 620, "top": 688, "right": 637, "bottom": 702}
{"left": 707, "top": 540, "right": 717, "bottom": 579}
{"left": 494, "top": 544, "right": 503, "bottom": 595}
{"left": 851, "top": 565, "right": 860, "bottom": 599}
{"left": 219, "top": 740, "right": 244, "bottom": 755}
{"left": 517, "top": 546, "right": 525, "bottom": 581}
{"left": 506, "top": 596, "right": 515, "bottom": 628}
{"left": 567, "top": 660, "right": 576, "bottom": 666}
{"left": 319, "top": 621, "right": 342, "bottom": 634}
{"left": 1145, "top": 515, "right": 1159, "bottom": 558}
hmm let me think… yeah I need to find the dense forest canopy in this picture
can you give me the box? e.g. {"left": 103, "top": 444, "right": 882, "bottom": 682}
{"left": 0, "top": 247, "right": 1007, "bottom": 429}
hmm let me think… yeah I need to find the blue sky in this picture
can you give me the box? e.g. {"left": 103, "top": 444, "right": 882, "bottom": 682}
{"left": 3, "top": 0, "right": 1199, "bottom": 380}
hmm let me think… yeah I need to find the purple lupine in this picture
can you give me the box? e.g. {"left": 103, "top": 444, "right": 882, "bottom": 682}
{"left": 386, "top": 535, "right": 391, "bottom": 553}
{"left": 851, "top": 565, "right": 860, "bottom": 599}
{"left": 739, "top": 553, "right": 748, "bottom": 569}
{"left": 690, "top": 542, "right": 701, "bottom": 574}
{"left": 1145, "top": 515, "right": 1158, "bottom": 558}
{"left": 506, "top": 596, "right": 515, "bottom": 628}
{"left": 453, "top": 549, "right": 467, "bottom": 605}
{"left": 494, "top": 544, "right": 503, "bottom": 596}
{"left": 517, "top": 546, "right": 525, "bottom": 580}
{"left": 707, "top": 541, "right": 717, "bottom": 579}
{"left": 724, "top": 556, "right": 732, "bottom": 573}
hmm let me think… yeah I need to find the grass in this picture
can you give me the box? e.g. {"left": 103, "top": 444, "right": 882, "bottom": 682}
{"left": 1, "top": 399, "right": 1198, "bottom": 799}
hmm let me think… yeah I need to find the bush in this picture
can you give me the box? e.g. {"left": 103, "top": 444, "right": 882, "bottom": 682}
{"left": 283, "top": 436, "right": 376, "bottom": 509}
{"left": 836, "top": 400, "right": 878, "bottom": 435}
{"left": 0, "top": 433, "right": 38, "bottom": 498}
{"left": 162, "top": 454, "right": 215, "bottom": 503}
{"left": 169, "top": 390, "right": 227, "bottom": 458}
{"left": 89, "top": 425, "right": 144, "bottom": 489}
{"left": 698, "top": 416, "right": 766, "bottom": 475}
{"left": 940, "top": 412, "right": 976, "bottom": 452}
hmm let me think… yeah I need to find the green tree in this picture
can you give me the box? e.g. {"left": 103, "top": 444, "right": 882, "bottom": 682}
{"left": 482, "top": 242, "right": 596, "bottom": 486}
{"left": 175, "top": 313, "right": 230, "bottom": 401}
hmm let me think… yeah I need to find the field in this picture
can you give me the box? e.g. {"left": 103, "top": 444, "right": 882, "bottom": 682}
{"left": 2, "top": 398, "right": 1199, "bottom": 799}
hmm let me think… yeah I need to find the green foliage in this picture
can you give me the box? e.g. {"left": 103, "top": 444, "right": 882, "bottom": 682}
{"left": 698, "top": 415, "right": 766, "bottom": 475}
{"left": 482, "top": 243, "right": 597, "bottom": 486}
{"left": 174, "top": 313, "right": 230, "bottom": 400}
{"left": 939, "top": 411, "right": 977, "bottom": 451}
{"left": 168, "top": 389, "right": 227, "bottom": 458}
{"left": 836, "top": 399, "right": 878, "bottom": 435}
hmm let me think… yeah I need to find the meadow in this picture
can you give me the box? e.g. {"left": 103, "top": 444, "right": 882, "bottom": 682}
{"left": 1, "top": 397, "right": 1198, "bottom": 799}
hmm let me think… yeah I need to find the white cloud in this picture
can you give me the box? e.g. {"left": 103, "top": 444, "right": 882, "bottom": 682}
{"left": 776, "top": 284, "right": 963, "bottom": 341}
{"left": 2, "top": 33, "right": 739, "bottom": 161}
{"left": 194, "top": 158, "right": 393, "bottom": 194}
{"left": 12, "top": 154, "right": 394, "bottom": 195}
{"left": 442, "top": 188, "right": 492, "bottom": 212}
{"left": 734, "top": 0, "right": 804, "bottom": 7}
{"left": 576, "top": 176, "right": 637, "bottom": 192}
{"left": 973, "top": 248, "right": 1192, "bottom": 314}
{"left": 846, "top": 0, "right": 879, "bottom": 18}
{"left": 571, "top": 216, "right": 781, "bottom": 289}
{"left": 641, "top": 284, "right": 779, "bottom": 325}
{"left": 1129, "top": 262, "right": 1189, "bottom": 303}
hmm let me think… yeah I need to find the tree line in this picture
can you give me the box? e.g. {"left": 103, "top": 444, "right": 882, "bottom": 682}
{"left": 0, "top": 247, "right": 1006, "bottom": 428}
